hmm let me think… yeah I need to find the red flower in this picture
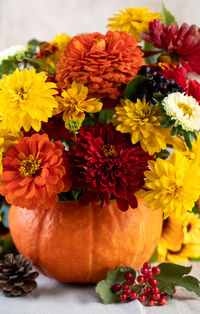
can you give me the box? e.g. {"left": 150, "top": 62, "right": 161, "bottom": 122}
{"left": 142, "top": 19, "right": 200, "bottom": 74}
{"left": 160, "top": 66, "right": 187, "bottom": 90}
{"left": 187, "top": 79, "right": 200, "bottom": 104}
{"left": 56, "top": 31, "right": 144, "bottom": 103}
{"left": 0, "top": 134, "right": 71, "bottom": 210}
{"left": 67, "top": 123, "right": 151, "bottom": 211}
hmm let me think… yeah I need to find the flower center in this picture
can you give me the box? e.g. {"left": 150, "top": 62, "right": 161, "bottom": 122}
{"left": 178, "top": 102, "right": 192, "bottom": 117}
{"left": 16, "top": 87, "right": 27, "bottom": 101}
{"left": 19, "top": 154, "right": 41, "bottom": 177}
{"left": 187, "top": 223, "right": 192, "bottom": 232}
{"left": 101, "top": 144, "right": 117, "bottom": 157}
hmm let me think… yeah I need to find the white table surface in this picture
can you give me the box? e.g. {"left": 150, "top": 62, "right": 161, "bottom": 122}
{"left": 0, "top": 262, "right": 200, "bottom": 314}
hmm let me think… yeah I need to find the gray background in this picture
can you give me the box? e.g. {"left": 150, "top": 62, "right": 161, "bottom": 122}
{"left": 0, "top": 0, "right": 199, "bottom": 50}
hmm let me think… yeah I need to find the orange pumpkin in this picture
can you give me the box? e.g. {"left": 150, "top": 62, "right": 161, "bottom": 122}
{"left": 9, "top": 198, "right": 162, "bottom": 283}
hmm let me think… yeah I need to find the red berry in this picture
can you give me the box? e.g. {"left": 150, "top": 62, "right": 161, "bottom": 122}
{"left": 152, "top": 293, "right": 160, "bottom": 301}
{"left": 112, "top": 284, "right": 121, "bottom": 293}
{"left": 147, "top": 299, "right": 155, "bottom": 306}
{"left": 152, "top": 266, "right": 161, "bottom": 275}
{"left": 120, "top": 293, "right": 127, "bottom": 302}
{"left": 126, "top": 278, "right": 135, "bottom": 285}
{"left": 141, "top": 268, "right": 149, "bottom": 275}
{"left": 158, "top": 297, "right": 167, "bottom": 306}
{"left": 123, "top": 288, "right": 131, "bottom": 295}
{"left": 150, "top": 287, "right": 159, "bottom": 294}
{"left": 125, "top": 272, "right": 133, "bottom": 281}
{"left": 137, "top": 275, "right": 145, "bottom": 284}
{"left": 143, "top": 262, "right": 151, "bottom": 270}
{"left": 138, "top": 294, "right": 146, "bottom": 302}
{"left": 149, "top": 278, "right": 158, "bottom": 286}
{"left": 144, "top": 287, "right": 151, "bottom": 295}
{"left": 143, "top": 276, "right": 148, "bottom": 283}
{"left": 121, "top": 283, "right": 129, "bottom": 290}
{"left": 160, "top": 294, "right": 167, "bottom": 300}
{"left": 129, "top": 291, "right": 137, "bottom": 300}
{"left": 146, "top": 271, "right": 153, "bottom": 279}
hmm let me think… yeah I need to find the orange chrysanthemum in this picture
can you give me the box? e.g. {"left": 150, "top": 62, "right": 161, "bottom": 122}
{"left": 0, "top": 134, "right": 71, "bottom": 210}
{"left": 56, "top": 30, "right": 144, "bottom": 101}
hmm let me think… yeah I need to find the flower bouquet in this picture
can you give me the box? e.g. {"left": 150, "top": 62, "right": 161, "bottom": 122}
{"left": 0, "top": 3, "right": 200, "bottom": 300}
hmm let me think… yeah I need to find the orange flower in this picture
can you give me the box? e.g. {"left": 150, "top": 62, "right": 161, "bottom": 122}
{"left": 56, "top": 31, "right": 144, "bottom": 101}
{"left": 0, "top": 134, "right": 71, "bottom": 210}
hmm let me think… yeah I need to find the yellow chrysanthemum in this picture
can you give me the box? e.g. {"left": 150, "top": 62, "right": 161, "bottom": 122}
{"left": 169, "top": 134, "right": 200, "bottom": 163}
{"left": 107, "top": 7, "right": 161, "bottom": 42}
{"left": 140, "top": 150, "right": 200, "bottom": 219}
{"left": 0, "top": 126, "right": 21, "bottom": 173}
{"left": 162, "top": 92, "right": 200, "bottom": 132}
{"left": 54, "top": 81, "right": 103, "bottom": 127}
{"left": 0, "top": 68, "right": 58, "bottom": 132}
{"left": 157, "top": 213, "right": 200, "bottom": 263}
{"left": 115, "top": 98, "right": 168, "bottom": 155}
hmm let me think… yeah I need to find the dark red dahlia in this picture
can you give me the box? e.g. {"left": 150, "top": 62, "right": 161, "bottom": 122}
{"left": 67, "top": 123, "right": 151, "bottom": 211}
{"left": 142, "top": 19, "right": 200, "bottom": 74}
{"left": 187, "top": 79, "right": 200, "bottom": 104}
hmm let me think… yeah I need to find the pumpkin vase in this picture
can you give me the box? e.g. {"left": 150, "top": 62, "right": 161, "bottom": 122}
{"left": 9, "top": 198, "right": 162, "bottom": 283}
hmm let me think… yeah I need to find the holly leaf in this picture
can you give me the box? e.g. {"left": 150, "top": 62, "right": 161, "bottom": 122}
{"left": 161, "top": 4, "right": 176, "bottom": 26}
{"left": 176, "top": 276, "right": 200, "bottom": 297}
{"left": 95, "top": 266, "right": 136, "bottom": 304}
{"left": 154, "top": 263, "right": 192, "bottom": 296}
{"left": 124, "top": 76, "right": 149, "bottom": 101}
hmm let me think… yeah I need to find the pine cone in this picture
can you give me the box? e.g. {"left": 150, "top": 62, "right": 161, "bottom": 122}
{"left": 0, "top": 254, "right": 39, "bottom": 297}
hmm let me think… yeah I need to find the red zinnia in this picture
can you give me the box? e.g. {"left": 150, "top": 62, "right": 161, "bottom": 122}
{"left": 0, "top": 134, "right": 71, "bottom": 210}
{"left": 56, "top": 31, "right": 144, "bottom": 103}
{"left": 67, "top": 123, "right": 151, "bottom": 211}
{"left": 142, "top": 19, "right": 200, "bottom": 74}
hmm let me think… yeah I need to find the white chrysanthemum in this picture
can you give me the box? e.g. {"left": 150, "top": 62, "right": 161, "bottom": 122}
{"left": 162, "top": 92, "right": 200, "bottom": 131}
{"left": 0, "top": 45, "right": 26, "bottom": 64}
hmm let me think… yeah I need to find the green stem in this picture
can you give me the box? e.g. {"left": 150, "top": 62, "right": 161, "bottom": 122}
{"left": 24, "top": 56, "right": 55, "bottom": 76}
{"left": 74, "top": 132, "right": 77, "bottom": 143}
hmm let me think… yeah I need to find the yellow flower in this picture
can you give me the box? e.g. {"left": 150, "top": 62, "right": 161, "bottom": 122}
{"left": 45, "top": 33, "right": 71, "bottom": 69}
{"left": 157, "top": 213, "right": 200, "bottom": 263}
{"left": 182, "top": 212, "right": 200, "bottom": 244}
{"left": 140, "top": 150, "right": 200, "bottom": 219}
{"left": 162, "top": 92, "right": 200, "bottom": 132}
{"left": 170, "top": 134, "right": 200, "bottom": 163}
{"left": 54, "top": 81, "right": 103, "bottom": 127}
{"left": 114, "top": 98, "right": 168, "bottom": 155}
{"left": 0, "top": 68, "right": 58, "bottom": 132}
{"left": 0, "top": 126, "right": 21, "bottom": 173}
{"left": 107, "top": 7, "right": 161, "bottom": 42}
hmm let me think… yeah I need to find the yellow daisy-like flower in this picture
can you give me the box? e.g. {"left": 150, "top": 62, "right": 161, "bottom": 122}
{"left": 157, "top": 213, "right": 200, "bottom": 263}
{"left": 182, "top": 212, "right": 200, "bottom": 244}
{"left": 54, "top": 81, "right": 103, "bottom": 127}
{"left": 0, "top": 68, "right": 58, "bottom": 132}
{"left": 107, "top": 7, "right": 161, "bottom": 42}
{"left": 0, "top": 126, "right": 21, "bottom": 173}
{"left": 115, "top": 98, "right": 168, "bottom": 155}
{"left": 46, "top": 33, "right": 71, "bottom": 69}
{"left": 162, "top": 92, "right": 200, "bottom": 132}
{"left": 140, "top": 150, "right": 200, "bottom": 219}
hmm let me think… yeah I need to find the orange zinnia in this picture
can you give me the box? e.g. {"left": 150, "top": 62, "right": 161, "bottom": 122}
{"left": 56, "top": 30, "right": 144, "bottom": 101}
{"left": 0, "top": 134, "right": 71, "bottom": 210}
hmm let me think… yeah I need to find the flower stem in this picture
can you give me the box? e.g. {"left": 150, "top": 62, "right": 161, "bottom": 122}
{"left": 24, "top": 56, "right": 55, "bottom": 76}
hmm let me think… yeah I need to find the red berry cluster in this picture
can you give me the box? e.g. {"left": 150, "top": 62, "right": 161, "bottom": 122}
{"left": 112, "top": 262, "right": 172, "bottom": 306}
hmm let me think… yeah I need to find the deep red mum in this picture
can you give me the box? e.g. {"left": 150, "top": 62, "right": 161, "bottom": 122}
{"left": 0, "top": 134, "right": 71, "bottom": 210}
{"left": 160, "top": 66, "right": 187, "bottom": 90}
{"left": 67, "top": 123, "right": 151, "bottom": 211}
{"left": 56, "top": 31, "right": 144, "bottom": 102}
{"left": 142, "top": 19, "right": 200, "bottom": 74}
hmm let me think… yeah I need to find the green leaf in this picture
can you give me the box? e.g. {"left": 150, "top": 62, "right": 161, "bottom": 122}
{"left": 98, "top": 108, "right": 114, "bottom": 125}
{"left": 183, "top": 131, "right": 192, "bottom": 150}
{"left": 192, "top": 202, "right": 199, "bottom": 214}
{"left": 95, "top": 266, "right": 136, "bottom": 304}
{"left": 124, "top": 76, "right": 148, "bottom": 101}
{"left": 176, "top": 276, "right": 200, "bottom": 297}
{"left": 0, "top": 57, "right": 18, "bottom": 78}
{"left": 153, "top": 93, "right": 164, "bottom": 102}
{"left": 161, "top": 116, "right": 173, "bottom": 128}
{"left": 144, "top": 41, "right": 161, "bottom": 65}
{"left": 156, "top": 149, "right": 170, "bottom": 160}
{"left": 149, "top": 250, "right": 158, "bottom": 263}
{"left": 155, "top": 263, "right": 192, "bottom": 296}
{"left": 161, "top": 4, "right": 176, "bottom": 26}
